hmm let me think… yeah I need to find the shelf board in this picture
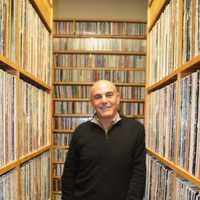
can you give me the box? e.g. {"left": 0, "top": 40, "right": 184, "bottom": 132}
{"left": 0, "top": 160, "right": 19, "bottom": 176}
{"left": 53, "top": 18, "right": 147, "bottom": 24}
{"left": 53, "top": 81, "right": 145, "bottom": 87}
{"left": 0, "top": 55, "right": 19, "bottom": 72}
{"left": 146, "top": 54, "right": 200, "bottom": 93}
{"left": 146, "top": 147, "right": 200, "bottom": 188}
{"left": 178, "top": 54, "right": 200, "bottom": 74}
{"left": 53, "top": 66, "right": 145, "bottom": 71}
{"left": 30, "top": 0, "right": 52, "bottom": 32}
{"left": 52, "top": 161, "right": 65, "bottom": 164}
{"left": 0, "top": 55, "right": 51, "bottom": 92}
{"left": 148, "top": 0, "right": 169, "bottom": 31}
{"left": 0, "top": 145, "right": 51, "bottom": 175}
{"left": 52, "top": 176, "right": 61, "bottom": 179}
{"left": 53, "top": 98, "right": 91, "bottom": 102}
{"left": 146, "top": 69, "right": 178, "bottom": 92}
{"left": 53, "top": 34, "right": 146, "bottom": 40}
{"left": 53, "top": 50, "right": 146, "bottom": 56}
{"left": 148, "top": 0, "right": 154, "bottom": 7}
{"left": 121, "top": 99, "right": 145, "bottom": 103}
{"left": 126, "top": 115, "right": 144, "bottom": 119}
{"left": 52, "top": 191, "right": 61, "bottom": 194}
{"left": 20, "top": 144, "right": 51, "bottom": 165}
{"left": 19, "top": 67, "right": 51, "bottom": 92}
{"left": 53, "top": 129, "right": 74, "bottom": 133}
{"left": 54, "top": 113, "right": 92, "bottom": 117}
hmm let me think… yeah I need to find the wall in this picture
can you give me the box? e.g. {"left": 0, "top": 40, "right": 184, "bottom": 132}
{"left": 53, "top": 0, "right": 147, "bottom": 21}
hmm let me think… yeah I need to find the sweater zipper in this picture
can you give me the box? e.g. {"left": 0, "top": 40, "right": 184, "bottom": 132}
{"left": 105, "top": 130, "right": 109, "bottom": 139}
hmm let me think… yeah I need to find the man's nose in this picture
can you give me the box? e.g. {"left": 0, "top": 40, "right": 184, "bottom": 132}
{"left": 101, "top": 95, "right": 107, "bottom": 103}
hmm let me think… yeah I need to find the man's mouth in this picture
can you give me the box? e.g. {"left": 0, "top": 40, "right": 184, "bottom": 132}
{"left": 100, "top": 106, "right": 111, "bottom": 111}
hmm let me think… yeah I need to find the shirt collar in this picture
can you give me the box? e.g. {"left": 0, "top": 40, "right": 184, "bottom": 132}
{"left": 91, "top": 112, "right": 121, "bottom": 129}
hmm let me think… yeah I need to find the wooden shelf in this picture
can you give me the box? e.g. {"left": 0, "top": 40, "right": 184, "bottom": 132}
{"left": 178, "top": 54, "right": 200, "bottom": 74}
{"left": 0, "top": 160, "right": 19, "bottom": 176}
{"left": 19, "top": 67, "right": 51, "bottom": 92}
{"left": 53, "top": 129, "right": 74, "bottom": 133}
{"left": 30, "top": 0, "right": 52, "bottom": 32}
{"left": 52, "top": 176, "right": 61, "bottom": 179}
{"left": 0, "top": 55, "right": 51, "bottom": 92}
{"left": 54, "top": 113, "right": 92, "bottom": 117}
{"left": 52, "top": 191, "right": 61, "bottom": 194}
{"left": 0, "top": 145, "right": 51, "bottom": 176}
{"left": 53, "top": 67, "right": 145, "bottom": 71}
{"left": 53, "top": 50, "right": 146, "bottom": 56}
{"left": 148, "top": 0, "right": 168, "bottom": 31}
{"left": 53, "top": 34, "right": 146, "bottom": 40}
{"left": 53, "top": 98, "right": 90, "bottom": 102}
{"left": 0, "top": 0, "right": 52, "bottom": 199}
{"left": 0, "top": 55, "right": 19, "bottom": 72}
{"left": 146, "top": 147, "right": 200, "bottom": 188}
{"left": 148, "top": 0, "right": 154, "bottom": 7}
{"left": 20, "top": 144, "right": 51, "bottom": 165}
{"left": 126, "top": 115, "right": 144, "bottom": 119}
{"left": 146, "top": 0, "right": 200, "bottom": 196}
{"left": 146, "top": 54, "right": 200, "bottom": 93}
{"left": 146, "top": 69, "right": 178, "bottom": 92}
{"left": 53, "top": 81, "right": 145, "bottom": 87}
{"left": 52, "top": 161, "right": 65, "bottom": 164}
{"left": 54, "top": 18, "right": 147, "bottom": 23}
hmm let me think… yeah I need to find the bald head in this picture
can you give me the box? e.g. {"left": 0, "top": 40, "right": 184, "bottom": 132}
{"left": 90, "top": 80, "right": 120, "bottom": 121}
{"left": 91, "top": 80, "right": 117, "bottom": 97}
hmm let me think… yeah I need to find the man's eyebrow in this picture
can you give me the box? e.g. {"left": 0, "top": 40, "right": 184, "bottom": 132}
{"left": 94, "top": 93, "right": 101, "bottom": 96}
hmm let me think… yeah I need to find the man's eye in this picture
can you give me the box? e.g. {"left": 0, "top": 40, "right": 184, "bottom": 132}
{"left": 94, "top": 95, "right": 102, "bottom": 99}
{"left": 106, "top": 92, "right": 113, "bottom": 97}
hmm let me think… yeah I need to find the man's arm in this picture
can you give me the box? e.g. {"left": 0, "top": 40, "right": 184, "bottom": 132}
{"left": 61, "top": 131, "right": 79, "bottom": 200}
{"left": 126, "top": 124, "right": 146, "bottom": 200}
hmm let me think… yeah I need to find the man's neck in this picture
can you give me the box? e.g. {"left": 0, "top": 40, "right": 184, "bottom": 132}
{"left": 97, "top": 113, "right": 118, "bottom": 130}
{"left": 99, "top": 118, "right": 113, "bottom": 130}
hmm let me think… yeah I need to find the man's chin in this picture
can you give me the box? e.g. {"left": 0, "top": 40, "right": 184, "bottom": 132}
{"left": 98, "top": 112, "right": 115, "bottom": 119}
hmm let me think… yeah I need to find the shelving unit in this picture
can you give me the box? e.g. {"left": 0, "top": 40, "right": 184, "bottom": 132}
{"left": 52, "top": 18, "right": 146, "bottom": 200}
{"left": 145, "top": 0, "right": 200, "bottom": 199}
{"left": 0, "top": 0, "right": 52, "bottom": 199}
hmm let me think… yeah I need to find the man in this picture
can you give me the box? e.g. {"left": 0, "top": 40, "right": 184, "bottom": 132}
{"left": 61, "top": 80, "right": 146, "bottom": 200}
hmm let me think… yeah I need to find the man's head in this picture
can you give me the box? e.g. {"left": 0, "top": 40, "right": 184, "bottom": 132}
{"left": 90, "top": 80, "right": 120, "bottom": 121}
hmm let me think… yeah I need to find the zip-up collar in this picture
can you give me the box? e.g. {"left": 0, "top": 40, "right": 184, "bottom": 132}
{"left": 90, "top": 112, "right": 121, "bottom": 133}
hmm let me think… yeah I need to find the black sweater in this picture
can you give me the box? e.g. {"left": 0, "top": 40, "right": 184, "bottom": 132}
{"left": 61, "top": 117, "right": 146, "bottom": 200}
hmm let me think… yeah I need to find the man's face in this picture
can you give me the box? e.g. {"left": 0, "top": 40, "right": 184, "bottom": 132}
{"left": 91, "top": 81, "right": 120, "bottom": 120}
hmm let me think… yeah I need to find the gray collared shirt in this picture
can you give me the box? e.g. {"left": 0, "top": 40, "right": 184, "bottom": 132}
{"left": 91, "top": 112, "right": 121, "bottom": 133}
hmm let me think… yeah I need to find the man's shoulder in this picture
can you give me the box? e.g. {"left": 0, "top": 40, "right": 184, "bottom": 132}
{"left": 75, "top": 120, "right": 93, "bottom": 132}
{"left": 71, "top": 120, "right": 93, "bottom": 141}
{"left": 120, "top": 116, "right": 144, "bottom": 128}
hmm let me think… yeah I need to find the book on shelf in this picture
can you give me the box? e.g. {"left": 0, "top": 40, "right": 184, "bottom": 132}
{"left": 19, "top": 0, "right": 52, "bottom": 85}
{"left": 53, "top": 54, "right": 146, "bottom": 68}
{"left": 0, "top": 169, "right": 17, "bottom": 199}
{"left": 0, "top": 69, "right": 16, "bottom": 168}
{"left": 145, "top": 154, "right": 200, "bottom": 200}
{"left": 53, "top": 20, "right": 146, "bottom": 36}
{"left": 20, "top": 80, "right": 51, "bottom": 156}
{"left": 20, "top": 152, "right": 51, "bottom": 200}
